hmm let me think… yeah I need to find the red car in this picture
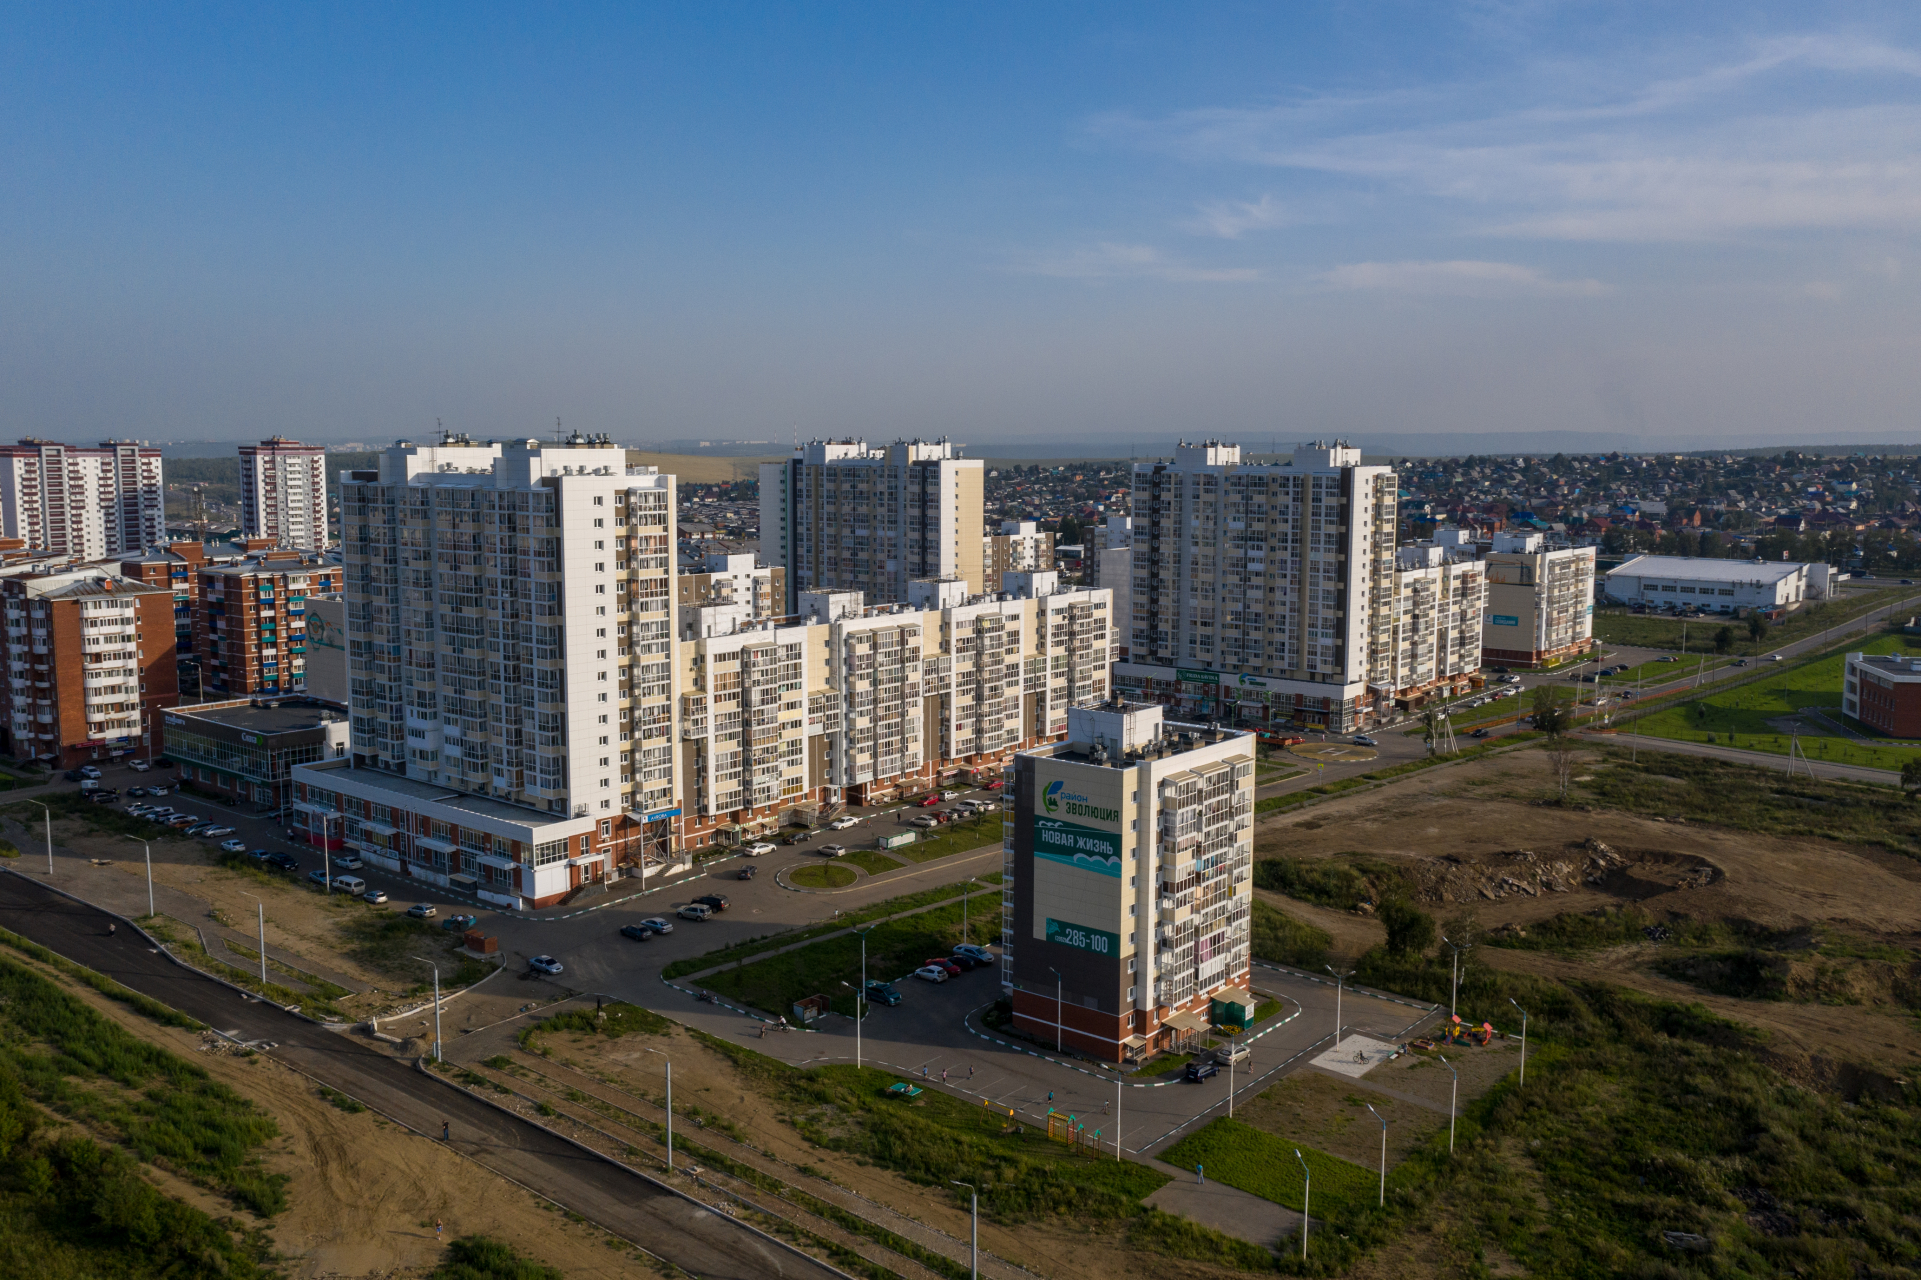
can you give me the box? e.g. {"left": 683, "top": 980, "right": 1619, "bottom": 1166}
{"left": 923, "top": 957, "right": 963, "bottom": 977}
{"left": 917, "top": 793, "right": 942, "bottom": 806}
{"left": 983, "top": 779, "right": 1003, "bottom": 790}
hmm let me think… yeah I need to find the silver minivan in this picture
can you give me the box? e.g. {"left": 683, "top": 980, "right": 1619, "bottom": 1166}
{"left": 332, "top": 875, "right": 368, "bottom": 897}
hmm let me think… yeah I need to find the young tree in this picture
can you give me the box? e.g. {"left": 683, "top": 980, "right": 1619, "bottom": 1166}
{"left": 1529, "top": 683, "right": 1571, "bottom": 738}
{"left": 1715, "top": 625, "right": 1734, "bottom": 655}
{"left": 1547, "top": 736, "right": 1581, "bottom": 799}
{"left": 1747, "top": 613, "right": 1770, "bottom": 654}
{"left": 1378, "top": 898, "right": 1436, "bottom": 957}
{"left": 1903, "top": 757, "right": 1921, "bottom": 801}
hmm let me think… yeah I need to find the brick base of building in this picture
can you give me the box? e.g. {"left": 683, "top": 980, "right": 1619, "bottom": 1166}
{"left": 1009, "top": 975, "right": 1252, "bottom": 1064}
{"left": 1482, "top": 639, "right": 1597, "bottom": 669}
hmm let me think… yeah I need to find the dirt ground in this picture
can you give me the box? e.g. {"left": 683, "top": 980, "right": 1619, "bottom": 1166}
{"left": 1233, "top": 1070, "right": 1446, "bottom": 1170}
{"left": 1254, "top": 746, "right": 1921, "bottom": 1075}
{"left": 9, "top": 946, "right": 659, "bottom": 1279}
{"left": 528, "top": 1018, "right": 1255, "bottom": 1280}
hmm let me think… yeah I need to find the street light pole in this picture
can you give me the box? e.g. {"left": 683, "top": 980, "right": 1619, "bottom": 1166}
{"left": 1440, "top": 1054, "right": 1458, "bottom": 1154}
{"left": 1325, "top": 964, "right": 1352, "bottom": 1049}
{"left": 410, "top": 956, "right": 442, "bottom": 1062}
{"left": 1509, "top": 998, "right": 1530, "bottom": 1087}
{"left": 1440, "top": 935, "right": 1468, "bottom": 1018}
{"left": 1049, "top": 966, "right": 1062, "bottom": 1053}
{"left": 31, "top": 800, "right": 52, "bottom": 877}
{"left": 1293, "top": 1148, "right": 1311, "bottom": 1260}
{"left": 1365, "top": 1103, "right": 1386, "bottom": 1206}
{"left": 121, "top": 835, "right": 154, "bottom": 918}
{"left": 949, "top": 1181, "right": 978, "bottom": 1280}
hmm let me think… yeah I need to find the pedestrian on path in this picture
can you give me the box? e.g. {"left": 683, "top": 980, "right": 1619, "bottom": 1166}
{"left": 1047, "top": 1090, "right": 1053, "bottom": 1103}
{"left": 1197, "top": 1165, "right": 1204, "bottom": 1186}
{"left": 968, "top": 1065, "right": 975, "bottom": 1079}
{"left": 435, "top": 1217, "right": 443, "bottom": 1239}
{"left": 442, "top": 1121, "right": 449, "bottom": 1141}
{"left": 941, "top": 1068, "right": 948, "bottom": 1083}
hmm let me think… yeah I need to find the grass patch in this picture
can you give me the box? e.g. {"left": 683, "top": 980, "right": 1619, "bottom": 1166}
{"left": 661, "top": 874, "right": 1003, "bottom": 980}
{"left": 519, "top": 1001, "right": 673, "bottom": 1052}
{"left": 1486, "top": 904, "right": 1726, "bottom": 954}
{"left": 703, "top": 890, "right": 1004, "bottom": 1017}
{"left": 0, "top": 951, "right": 288, "bottom": 1216}
{"left": 223, "top": 937, "right": 354, "bottom": 1000}
{"left": 883, "top": 812, "right": 1003, "bottom": 863}
{"left": 144, "top": 916, "right": 348, "bottom": 1022}
{"left": 319, "top": 1086, "right": 366, "bottom": 1114}
{"left": 1250, "top": 899, "right": 1331, "bottom": 969}
{"left": 1127, "top": 1206, "right": 1278, "bottom": 1271}
{"left": 789, "top": 863, "right": 857, "bottom": 889}
{"left": 337, "top": 912, "right": 491, "bottom": 990}
{"left": 431, "top": 1234, "right": 563, "bottom": 1279}
{"left": 1254, "top": 855, "right": 1414, "bottom": 910}
{"left": 0, "top": 925, "right": 201, "bottom": 1030}
{"left": 1163, "top": 1117, "right": 1380, "bottom": 1216}
{"left": 842, "top": 848, "right": 902, "bottom": 876}
{"left": 1593, "top": 586, "right": 1907, "bottom": 654}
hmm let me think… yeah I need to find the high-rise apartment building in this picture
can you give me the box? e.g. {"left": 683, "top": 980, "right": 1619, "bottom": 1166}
{"left": 0, "top": 439, "right": 164, "bottom": 560}
{"left": 1005, "top": 700, "right": 1254, "bottom": 1062}
{"left": 196, "top": 552, "right": 340, "bottom": 698}
{"left": 676, "top": 552, "right": 785, "bottom": 639}
{"left": 1476, "top": 531, "right": 1596, "bottom": 668}
{"left": 0, "top": 569, "right": 177, "bottom": 767}
{"left": 239, "top": 437, "right": 329, "bottom": 547}
{"left": 674, "top": 571, "right": 1113, "bottom": 847}
{"left": 119, "top": 541, "right": 210, "bottom": 657}
{"left": 985, "top": 520, "right": 1054, "bottom": 580}
{"left": 293, "top": 433, "right": 679, "bottom": 906}
{"left": 760, "top": 439, "right": 984, "bottom": 612}
{"left": 1090, "top": 516, "right": 1133, "bottom": 659}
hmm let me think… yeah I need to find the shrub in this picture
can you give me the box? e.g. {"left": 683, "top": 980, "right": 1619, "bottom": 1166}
{"left": 431, "top": 1235, "right": 564, "bottom": 1280}
{"left": 1377, "top": 899, "right": 1435, "bottom": 957}
{"left": 1250, "top": 900, "right": 1330, "bottom": 969}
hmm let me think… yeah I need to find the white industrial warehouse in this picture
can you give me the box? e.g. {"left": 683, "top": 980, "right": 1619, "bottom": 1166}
{"left": 1602, "top": 555, "right": 1834, "bottom": 613}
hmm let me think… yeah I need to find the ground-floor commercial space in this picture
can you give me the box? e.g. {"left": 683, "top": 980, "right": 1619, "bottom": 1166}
{"left": 291, "top": 759, "right": 688, "bottom": 910}
{"left": 1008, "top": 979, "right": 1257, "bottom": 1063}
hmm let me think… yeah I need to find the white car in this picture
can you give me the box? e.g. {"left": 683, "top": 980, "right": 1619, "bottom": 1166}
{"left": 218, "top": 838, "right": 247, "bottom": 853}
{"left": 940, "top": 789, "right": 960, "bottom": 800}
{"left": 78, "top": 765, "right": 101, "bottom": 779}
{"left": 363, "top": 889, "right": 389, "bottom": 904}
{"left": 913, "top": 965, "right": 950, "bottom": 983}
{"left": 909, "top": 815, "right": 939, "bottom": 828}
{"left": 743, "top": 841, "right": 777, "bottom": 857}
{"left": 828, "top": 816, "right": 859, "bottom": 830}
{"left": 528, "top": 955, "right": 564, "bottom": 976}
{"left": 820, "top": 844, "right": 847, "bottom": 858}
{"left": 640, "top": 916, "right": 673, "bottom": 934}
{"left": 1767, "top": 654, "right": 1783, "bottom": 663}
{"left": 129, "top": 760, "right": 152, "bottom": 772}
{"left": 677, "top": 903, "right": 713, "bottom": 922}
{"left": 203, "top": 826, "right": 235, "bottom": 838}
{"left": 407, "top": 903, "right": 437, "bottom": 919}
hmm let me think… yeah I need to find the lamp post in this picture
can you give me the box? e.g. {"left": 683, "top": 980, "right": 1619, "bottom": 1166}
{"left": 1439, "top": 1054, "right": 1458, "bottom": 1154}
{"left": 1293, "top": 1148, "right": 1311, "bottom": 1260}
{"left": 949, "top": 1181, "right": 978, "bottom": 1280}
{"left": 30, "top": 800, "right": 52, "bottom": 876}
{"left": 121, "top": 835, "right": 154, "bottom": 919}
{"left": 1509, "top": 998, "right": 1530, "bottom": 1087}
{"left": 1440, "top": 934, "right": 1469, "bottom": 1018}
{"left": 1115, "top": 1075, "right": 1122, "bottom": 1160}
{"left": 1325, "top": 964, "right": 1353, "bottom": 1049}
{"left": 1365, "top": 1102, "right": 1387, "bottom": 1206}
{"left": 1048, "top": 966, "right": 1062, "bottom": 1053}
{"left": 962, "top": 876, "right": 978, "bottom": 942}
{"left": 409, "top": 956, "right": 442, "bottom": 1063}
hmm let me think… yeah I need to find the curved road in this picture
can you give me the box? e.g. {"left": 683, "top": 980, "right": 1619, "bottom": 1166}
{"left": 0, "top": 867, "right": 845, "bottom": 1280}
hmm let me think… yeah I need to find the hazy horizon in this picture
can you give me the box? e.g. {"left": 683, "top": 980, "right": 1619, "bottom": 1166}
{"left": 7, "top": 5, "right": 1921, "bottom": 449}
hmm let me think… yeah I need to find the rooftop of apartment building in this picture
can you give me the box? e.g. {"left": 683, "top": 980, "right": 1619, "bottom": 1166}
{"left": 1849, "top": 653, "right": 1921, "bottom": 681}
{"left": 169, "top": 698, "right": 347, "bottom": 735}
{"left": 0, "top": 569, "right": 169, "bottom": 600}
{"left": 297, "top": 756, "right": 586, "bottom": 827}
{"left": 1041, "top": 698, "right": 1248, "bottom": 768}
{"left": 200, "top": 551, "right": 331, "bottom": 578}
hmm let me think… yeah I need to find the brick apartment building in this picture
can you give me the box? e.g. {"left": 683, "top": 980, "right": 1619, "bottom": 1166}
{"left": 196, "top": 553, "right": 339, "bottom": 698}
{"left": 0, "top": 569, "right": 178, "bottom": 767}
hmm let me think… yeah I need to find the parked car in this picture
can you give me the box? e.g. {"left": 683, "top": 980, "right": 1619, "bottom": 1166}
{"left": 78, "top": 765, "right": 101, "bottom": 779}
{"left": 1216, "top": 1042, "right": 1251, "bottom": 1067}
{"left": 441, "top": 913, "right": 478, "bottom": 931}
{"left": 909, "top": 815, "right": 939, "bottom": 828}
{"left": 864, "top": 980, "right": 902, "bottom": 1006}
{"left": 87, "top": 790, "right": 118, "bottom": 805}
{"left": 1352, "top": 734, "right": 1378, "bottom": 747}
{"left": 917, "top": 794, "right": 942, "bottom": 807}
{"left": 62, "top": 769, "right": 86, "bottom": 782}
{"left": 737, "top": 865, "right": 758, "bottom": 880}
{"left": 332, "top": 875, "right": 367, "bottom": 896}
{"left": 953, "top": 943, "right": 994, "bottom": 964}
{"left": 203, "top": 825, "right": 234, "bottom": 838}
{"left": 333, "top": 854, "right": 364, "bottom": 871}
{"left": 249, "top": 848, "right": 274, "bottom": 862}
{"left": 218, "top": 838, "right": 248, "bottom": 853}
{"left": 1184, "top": 1059, "right": 1220, "bottom": 1082}
{"left": 1470, "top": 727, "right": 1492, "bottom": 739}
{"left": 528, "top": 955, "right": 564, "bottom": 976}
{"left": 923, "top": 957, "right": 962, "bottom": 977}
{"left": 945, "top": 952, "right": 981, "bottom": 971}
{"left": 940, "top": 789, "right": 961, "bottom": 800}
{"left": 1489, "top": 665, "right": 1511, "bottom": 674}
{"left": 167, "top": 814, "right": 200, "bottom": 829}
{"left": 820, "top": 844, "right": 847, "bottom": 858}
{"left": 692, "top": 893, "right": 730, "bottom": 912}
{"left": 146, "top": 786, "right": 169, "bottom": 796}
{"left": 127, "top": 786, "right": 149, "bottom": 797}
{"left": 184, "top": 822, "right": 215, "bottom": 837}
{"left": 407, "top": 903, "right": 438, "bottom": 919}
{"left": 128, "top": 760, "right": 151, "bottom": 772}
{"left": 912, "top": 965, "right": 950, "bottom": 984}
{"left": 640, "top": 916, "right": 673, "bottom": 934}
{"left": 363, "top": 889, "right": 389, "bottom": 905}
{"left": 828, "top": 816, "right": 859, "bottom": 830}
{"left": 620, "top": 923, "right": 654, "bottom": 941}
{"left": 677, "top": 903, "right": 713, "bottom": 922}
{"left": 307, "top": 869, "right": 333, "bottom": 888}
{"left": 743, "top": 841, "right": 777, "bottom": 857}
{"left": 267, "top": 853, "right": 300, "bottom": 872}
{"left": 782, "top": 831, "right": 812, "bottom": 845}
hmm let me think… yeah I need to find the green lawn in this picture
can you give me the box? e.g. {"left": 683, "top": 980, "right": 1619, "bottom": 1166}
{"left": 1598, "top": 655, "right": 1734, "bottom": 687}
{"left": 844, "top": 848, "right": 902, "bottom": 876}
{"left": 1629, "top": 629, "right": 1921, "bottom": 770}
{"left": 1593, "top": 585, "right": 1910, "bottom": 655}
{"left": 789, "top": 863, "right": 857, "bottom": 889}
{"left": 699, "top": 889, "right": 1004, "bottom": 1017}
{"left": 880, "top": 811, "right": 1004, "bottom": 863}
{"left": 1162, "top": 1118, "right": 1381, "bottom": 1216}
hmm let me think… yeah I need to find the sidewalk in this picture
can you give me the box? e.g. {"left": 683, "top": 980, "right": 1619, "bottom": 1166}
{"left": 1142, "top": 1155, "right": 1301, "bottom": 1250}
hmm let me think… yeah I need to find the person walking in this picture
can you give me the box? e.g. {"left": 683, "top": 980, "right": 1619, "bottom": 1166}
{"left": 1047, "top": 1090, "right": 1053, "bottom": 1103}
{"left": 441, "top": 1121, "right": 449, "bottom": 1141}
{"left": 1197, "top": 1164, "right": 1204, "bottom": 1186}
{"left": 941, "top": 1068, "right": 948, "bottom": 1083}
{"left": 435, "top": 1217, "right": 443, "bottom": 1240}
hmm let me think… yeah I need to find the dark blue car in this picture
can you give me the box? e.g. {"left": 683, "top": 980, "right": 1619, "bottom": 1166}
{"left": 864, "top": 980, "right": 902, "bottom": 1006}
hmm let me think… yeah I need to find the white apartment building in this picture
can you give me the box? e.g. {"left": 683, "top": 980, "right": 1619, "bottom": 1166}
{"left": 674, "top": 571, "right": 1114, "bottom": 847}
{"left": 0, "top": 439, "right": 164, "bottom": 560}
{"left": 1117, "top": 441, "right": 1407, "bottom": 733}
{"left": 239, "top": 437, "right": 329, "bottom": 547}
{"left": 676, "top": 552, "right": 784, "bottom": 639}
{"left": 760, "top": 439, "right": 985, "bottom": 612}
{"left": 1006, "top": 700, "right": 1255, "bottom": 1062}
{"left": 985, "top": 520, "right": 1054, "bottom": 579}
{"left": 1091, "top": 516, "right": 1133, "bottom": 659}
{"left": 294, "top": 431, "right": 680, "bottom": 908}
{"left": 1384, "top": 541, "right": 1487, "bottom": 696}
{"left": 1478, "top": 530, "right": 1597, "bottom": 668}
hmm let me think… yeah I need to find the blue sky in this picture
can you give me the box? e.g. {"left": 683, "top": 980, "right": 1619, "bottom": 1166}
{"left": 5, "top": 3, "right": 1921, "bottom": 451}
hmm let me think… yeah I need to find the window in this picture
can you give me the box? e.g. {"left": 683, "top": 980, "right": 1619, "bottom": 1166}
{"left": 532, "top": 841, "right": 567, "bottom": 866}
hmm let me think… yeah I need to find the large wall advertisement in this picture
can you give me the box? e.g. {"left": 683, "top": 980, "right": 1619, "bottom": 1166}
{"left": 1027, "top": 758, "right": 1127, "bottom": 955}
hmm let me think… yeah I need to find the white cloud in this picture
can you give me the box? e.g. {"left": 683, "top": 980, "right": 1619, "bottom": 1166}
{"left": 1093, "top": 34, "right": 1921, "bottom": 243}
{"left": 1321, "top": 260, "right": 1610, "bottom": 296}
{"left": 1018, "top": 242, "right": 1262, "bottom": 283}
{"left": 1184, "top": 194, "right": 1293, "bottom": 239}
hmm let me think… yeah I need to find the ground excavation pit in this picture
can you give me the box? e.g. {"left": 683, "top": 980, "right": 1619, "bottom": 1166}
{"left": 1251, "top": 746, "right": 1921, "bottom": 1074}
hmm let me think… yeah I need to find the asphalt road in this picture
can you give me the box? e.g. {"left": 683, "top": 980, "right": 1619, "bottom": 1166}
{"left": 0, "top": 865, "right": 845, "bottom": 1280}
